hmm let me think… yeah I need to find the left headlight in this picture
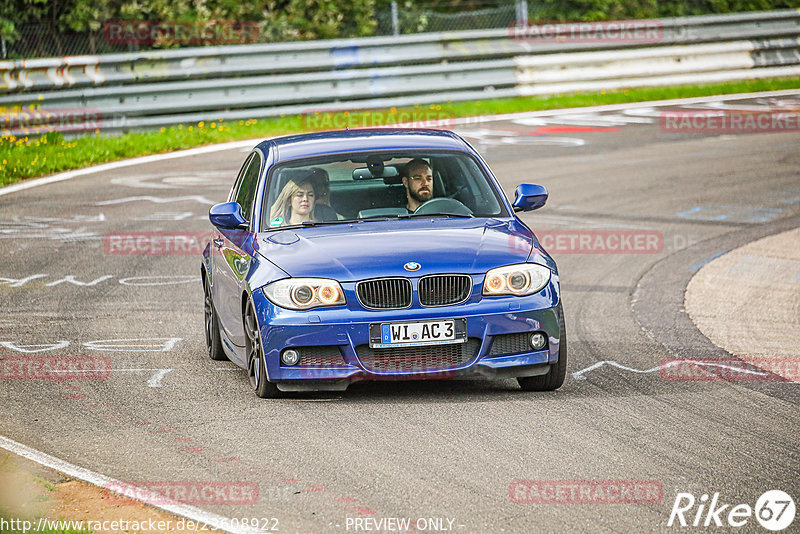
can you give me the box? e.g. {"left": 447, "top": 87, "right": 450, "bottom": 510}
{"left": 482, "top": 263, "right": 551, "bottom": 297}
{"left": 263, "top": 278, "right": 346, "bottom": 310}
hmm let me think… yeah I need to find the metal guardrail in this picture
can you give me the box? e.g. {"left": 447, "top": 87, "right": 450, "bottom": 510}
{"left": 1, "top": 9, "right": 799, "bottom": 134}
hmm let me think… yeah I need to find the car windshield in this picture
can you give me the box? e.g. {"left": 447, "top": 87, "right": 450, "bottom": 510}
{"left": 260, "top": 150, "right": 507, "bottom": 230}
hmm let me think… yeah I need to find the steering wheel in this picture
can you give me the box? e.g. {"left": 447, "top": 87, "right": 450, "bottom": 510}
{"left": 413, "top": 197, "right": 473, "bottom": 216}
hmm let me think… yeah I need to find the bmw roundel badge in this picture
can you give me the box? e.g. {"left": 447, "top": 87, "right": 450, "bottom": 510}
{"left": 404, "top": 262, "right": 421, "bottom": 272}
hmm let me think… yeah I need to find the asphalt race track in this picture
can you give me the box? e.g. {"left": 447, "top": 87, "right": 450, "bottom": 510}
{"left": 1, "top": 92, "right": 799, "bottom": 533}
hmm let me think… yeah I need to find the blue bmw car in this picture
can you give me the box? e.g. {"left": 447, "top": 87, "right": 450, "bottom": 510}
{"left": 202, "top": 128, "right": 566, "bottom": 397}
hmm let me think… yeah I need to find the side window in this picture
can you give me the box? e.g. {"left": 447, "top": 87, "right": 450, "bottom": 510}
{"left": 229, "top": 153, "right": 254, "bottom": 202}
{"left": 235, "top": 153, "right": 262, "bottom": 222}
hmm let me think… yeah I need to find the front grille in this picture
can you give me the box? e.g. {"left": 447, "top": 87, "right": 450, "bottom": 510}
{"left": 290, "top": 346, "right": 348, "bottom": 367}
{"left": 356, "top": 339, "right": 480, "bottom": 373}
{"left": 488, "top": 333, "right": 533, "bottom": 357}
{"left": 356, "top": 278, "right": 412, "bottom": 309}
{"left": 419, "top": 274, "right": 472, "bottom": 306}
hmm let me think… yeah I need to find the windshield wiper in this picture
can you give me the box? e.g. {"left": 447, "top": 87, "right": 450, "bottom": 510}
{"left": 275, "top": 219, "right": 362, "bottom": 230}
{"left": 397, "top": 212, "right": 474, "bottom": 219}
{"left": 299, "top": 219, "right": 363, "bottom": 226}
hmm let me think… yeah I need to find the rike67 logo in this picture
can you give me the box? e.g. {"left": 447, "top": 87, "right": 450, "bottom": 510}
{"left": 668, "top": 490, "right": 795, "bottom": 531}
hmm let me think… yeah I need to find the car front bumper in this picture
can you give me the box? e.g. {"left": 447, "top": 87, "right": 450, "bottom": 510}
{"left": 251, "top": 277, "right": 562, "bottom": 391}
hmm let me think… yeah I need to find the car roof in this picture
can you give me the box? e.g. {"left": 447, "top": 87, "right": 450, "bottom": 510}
{"left": 256, "top": 128, "right": 472, "bottom": 163}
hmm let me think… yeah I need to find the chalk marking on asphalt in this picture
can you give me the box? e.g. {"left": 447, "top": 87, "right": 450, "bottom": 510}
{"left": 451, "top": 89, "right": 800, "bottom": 126}
{"left": 147, "top": 369, "right": 173, "bottom": 387}
{"left": 110, "top": 172, "right": 225, "bottom": 190}
{"left": 25, "top": 368, "right": 178, "bottom": 388}
{"left": 0, "top": 274, "right": 201, "bottom": 288}
{"left": 572, "top": 359, "right": 770, "bottom": 380}
{"left": 46, "top": 275, "right": 113, "bottom": 287}
{"left": 133, "top": 211, "right": 194, "bottom": 221}
{"left": 0, "top": 341, "right": 70, "bottom": 353}
{"left": 0, "top": 274, "right": 49, "bottom": 287}
{"left": 118, "top": 275, "right": 199, "bottom": 286}
{"left": 0, "top": 340, "right": 182, "bottom": 353}
{"left": 690, "top": 251, "right": 729, "bottom": 274}
{"left": 3, "top": 364, "right": 258, "bottom": 386}
{"left": 0, "top": 214, "right": 106, "bottom": 225}
{"left": 0, "top": 229, "right": 101, "bottom": 241}
{"left": 0, "top": 435, "right": 263, "bottom": 534}
{"left": 512, "top": 113, "right": 653, "bottom": 127}
{"left": 675, "top": 204, "right": 787, "bottom": 224}
{"left": 48, "top": 368, "right": 166, "bottom": 372}
{"left": 83, "top": 338, "right": 182, "bottom": 352}
{"left": 96, "top": 195, "right": 216, "bottom": 205}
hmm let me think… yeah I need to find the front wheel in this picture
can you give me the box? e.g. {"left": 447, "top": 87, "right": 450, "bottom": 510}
{"left": 244, "top": 299, "right": 281, "bottom": 398}
{"left": 518, "top": 306, "right": 567, "bottom": 392}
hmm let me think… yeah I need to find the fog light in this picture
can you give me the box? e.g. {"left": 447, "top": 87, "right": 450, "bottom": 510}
{"left": 529, "top": 332, "right": 547, "bottom": 351}
{"left": 281, "top": 349, "right": 300, "bottom": 366}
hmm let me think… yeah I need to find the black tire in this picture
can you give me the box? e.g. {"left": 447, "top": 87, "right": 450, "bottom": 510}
{"left": 204, "top": 277, "right": 228, "bottom": 361}
{"left": 244, "top": 299, "right": 282, "bottom": 398}
{"left": 517, "top": 306, "right": 567, "bottom": 392}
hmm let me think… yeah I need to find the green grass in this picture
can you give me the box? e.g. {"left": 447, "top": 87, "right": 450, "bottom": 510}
{"left": 1, "top": 454, "right": 93, "bottom": 533}
{"left": 2, "top": 76, "right": 799, "bottom": 188}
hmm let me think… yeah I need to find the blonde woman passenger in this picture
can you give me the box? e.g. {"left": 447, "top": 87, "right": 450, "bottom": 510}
{"left": 269, "top": 176, "right": 317, "bottom": 227}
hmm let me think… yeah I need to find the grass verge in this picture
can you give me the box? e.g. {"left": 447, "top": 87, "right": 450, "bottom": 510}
{"left": 1, "top": 452, "right": 93, "bottom": 534}
{"left": 1, "top": 450, "right": 222, "bottom": 534}
{"left": 2, "top": 76, "right": 799, "bottom": 188}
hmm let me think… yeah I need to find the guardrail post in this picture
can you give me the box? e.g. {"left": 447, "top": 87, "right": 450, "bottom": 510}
{"left": 391, "top": 1, "right": 399, "bottom": 36}
{"left": 515, "top": 0, "right": 528, "bottom": 24}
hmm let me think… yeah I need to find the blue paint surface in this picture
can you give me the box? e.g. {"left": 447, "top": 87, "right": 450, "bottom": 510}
{"left": 676, "top": 204, "right": 786, "bottom": 223}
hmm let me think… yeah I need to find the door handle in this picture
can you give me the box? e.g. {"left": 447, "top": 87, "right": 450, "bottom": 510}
{"left": 213, "top": 238, "right": 224, "bottom": 248}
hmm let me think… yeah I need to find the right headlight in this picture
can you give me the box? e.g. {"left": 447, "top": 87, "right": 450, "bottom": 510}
{"left": 263, "top": 278, "right": 346, "bottom": 310}
{"left": 482, "top": 263, "right": 551, "bottom": 297}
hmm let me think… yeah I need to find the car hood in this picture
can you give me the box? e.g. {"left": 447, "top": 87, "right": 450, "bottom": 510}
{"left": 255, "top": 218, "right": 540, "bottom": 281}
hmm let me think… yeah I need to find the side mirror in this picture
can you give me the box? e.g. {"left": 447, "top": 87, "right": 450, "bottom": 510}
{"left": 512, "top": 184, "right": 548, "bottom": 212}
{"left": 209, "top": 202, "right": 249, "bottom": 229}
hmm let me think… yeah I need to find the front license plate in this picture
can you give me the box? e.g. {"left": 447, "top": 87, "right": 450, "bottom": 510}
{"left": 371, "top": 319, "right": 466, "bottom": 348}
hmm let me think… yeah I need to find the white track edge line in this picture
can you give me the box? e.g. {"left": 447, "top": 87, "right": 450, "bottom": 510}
{"left": 3, "top": 89, "right": 799, "bottom": 198}
{"left": 0, "top": 435, "right": 262, "bottom": 534}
